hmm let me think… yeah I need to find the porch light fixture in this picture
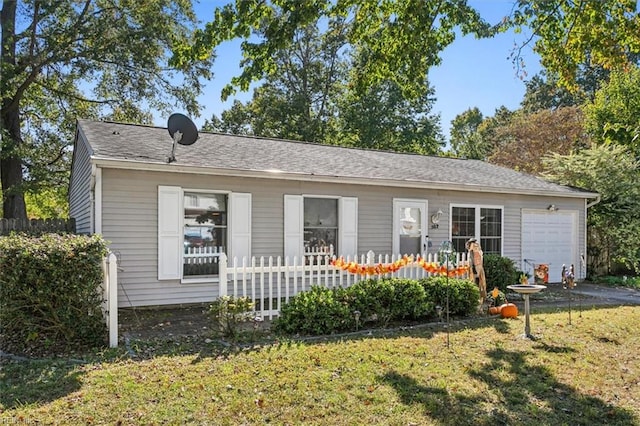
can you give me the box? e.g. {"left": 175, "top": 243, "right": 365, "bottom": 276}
{"left": 430, "top": 209, "right": 444, "bottom": 229}
{"left": 547, "top": 204, "right": 559, "bottom": 212}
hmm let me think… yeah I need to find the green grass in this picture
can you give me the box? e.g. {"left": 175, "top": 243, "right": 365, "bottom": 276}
{"left": 2, "top": 306, "right": 640, "bottom": 425}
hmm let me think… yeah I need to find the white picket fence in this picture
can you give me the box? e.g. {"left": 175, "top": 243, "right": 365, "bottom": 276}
{"left": 100, "top": 250, "right": 469, "bottom": 347}
{"left": 219, "top": 251, "right": 469, "bottom": 319}
{"left": 101, "top": 252, "right": 118, "bottom": 348}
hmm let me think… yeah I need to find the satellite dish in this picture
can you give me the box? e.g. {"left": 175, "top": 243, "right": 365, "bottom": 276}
{"left": 167, "top": 113, "right": 198, "bottom": 163}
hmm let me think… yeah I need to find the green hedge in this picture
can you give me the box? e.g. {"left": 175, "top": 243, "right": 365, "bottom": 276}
{"left": 272, "top": 286, "right": 353, "bottom": 335}
{"left": 419, "top": 276, "right": 480, "bottom": 316}
{"left": 273, "top": 276, "right": 478, "bottom": 336}
{"left": 0, "top": 233, "right": 108, "bottom": 356}
{"left": 483, "top": 254, "right": 520, "bottom": 293}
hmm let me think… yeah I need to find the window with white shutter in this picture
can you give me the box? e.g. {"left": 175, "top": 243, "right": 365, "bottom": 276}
{"left": 158, "top": 186, "right": 251, "bottom": 281}
{"left": 284, "top": 194, "right": 358, "bottom": 259}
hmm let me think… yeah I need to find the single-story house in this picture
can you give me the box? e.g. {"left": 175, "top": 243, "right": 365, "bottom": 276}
{"left": 69, "top": 119, "right": 599, "bottom": 308}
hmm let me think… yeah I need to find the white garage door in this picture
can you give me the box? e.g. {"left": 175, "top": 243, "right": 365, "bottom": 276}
{"left": 522, "top": 210, "right": 578, "bottom": 283}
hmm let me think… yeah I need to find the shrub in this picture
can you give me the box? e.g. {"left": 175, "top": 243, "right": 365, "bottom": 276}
{"left": 209, "top": 296, "right": 256, "bottom": 339}
{"left": 0, "top": 233, "right": 108, "bottom": 356}
{"left": 349, "top": 278, "right": 430, "bottom": 325}
{"left": 389, "top": 279, "right": 432, "bottom": 320}
{"left": 419, "top": 276, "right": 480, "bottom": 316}
{"left": 272, "top": 286, "right": 352, "bottom": 335}
{"left": 483, "top": 254, "right": 520, "bottom": 293}
{"left": 348, "top": 278, "right": 396, "bottom": 325}
{"left": 274, "top": 278, "right": 441, "bottom": 335}
{"left": 596, "top": 275, "right": 640, "bottom": 289}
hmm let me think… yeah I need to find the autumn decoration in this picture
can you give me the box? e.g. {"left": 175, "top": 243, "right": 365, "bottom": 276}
{"left": 499, "top": 303, "right": 519, "bottom": 318}
{"left": 330, "top": 255, "right": 413, "bottom": 275}
{"left": 330, "top": 256, "right": 469, "bottom": 277}
{"left": 487, "top": 287, "right": 505, "bottom": 315}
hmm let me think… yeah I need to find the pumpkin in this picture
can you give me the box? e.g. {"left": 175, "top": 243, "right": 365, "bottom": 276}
{"left": 500, "top": 303, "right": 518, "bottom": 318}
{"left": 488, "top": 306, "right": 501, "bottom": 315}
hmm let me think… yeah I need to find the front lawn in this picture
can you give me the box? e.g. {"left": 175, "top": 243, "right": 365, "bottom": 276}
{"left": 1, "top": 307, "right": 639, "bottom": 425}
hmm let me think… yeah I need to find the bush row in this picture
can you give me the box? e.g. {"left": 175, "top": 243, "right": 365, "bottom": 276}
{"left": 272, "top": 276, "right": 480, "bottom": 336}
{"left": 0, "top": 233, "right": 108, "bottom": 356}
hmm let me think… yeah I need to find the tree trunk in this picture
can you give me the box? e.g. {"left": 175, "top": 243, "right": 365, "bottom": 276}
{"left": 0, "top": 106, "right": 27, "bottom": 220}
{"left": 1, "top": 0, "right": 28, "bottom": 220}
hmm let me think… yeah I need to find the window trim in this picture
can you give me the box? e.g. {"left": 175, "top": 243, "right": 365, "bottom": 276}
{"left": 181, "top": 188, "right": 231, "bottom": 284}
{"left": 302, "top": 194, "right": 340, "bottom": 257}
{"left": 392, "top": 198, "right": 428, "bottom": 256}
{"left": 449, "top": 203, "right": 504, "bottom": 256}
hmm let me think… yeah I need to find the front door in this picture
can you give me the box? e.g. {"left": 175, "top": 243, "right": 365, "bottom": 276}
{"left": 393, "top": 199, "right": 428, "bottom": 256}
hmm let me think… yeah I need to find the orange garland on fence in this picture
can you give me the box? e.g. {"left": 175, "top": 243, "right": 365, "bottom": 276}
{"left": 416, "top": 256, "right": 469, "bottom": 277}
{"left": 330, "top": 255, "right": 413, "bottom": 276}
{"left": 330, "top": 256, "right": 469, "bottom": 277}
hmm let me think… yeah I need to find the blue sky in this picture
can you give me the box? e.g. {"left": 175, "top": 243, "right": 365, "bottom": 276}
{"left": 179, "top": 1, "right": 542, "bottom": 140}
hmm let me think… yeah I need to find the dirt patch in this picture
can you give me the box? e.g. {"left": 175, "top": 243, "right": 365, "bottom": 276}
{"left": 118, "top": 283, "right": 640, "bottom": 342}
{"left": 119, "top": 304, "right": 214, "bottom": 340}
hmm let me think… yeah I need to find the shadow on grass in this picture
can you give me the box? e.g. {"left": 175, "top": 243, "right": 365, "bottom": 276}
{"left": 381, "top": 348, "right": 637, "bottom": 425}
{"left": 0, "top": 359, "right": 83, "bottom": 409}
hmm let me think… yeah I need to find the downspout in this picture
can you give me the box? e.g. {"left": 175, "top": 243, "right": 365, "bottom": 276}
{"left": 90, "top": 164, "right": 103, "bottom": 235}
{"left": 586, "top": 195, "right": 601, "bottom": 209}
{"left": 90, "top": 164, "right": 96, "bottom": 234}
{"left": 584, "top": 195, "right": 601, "bottom": 279}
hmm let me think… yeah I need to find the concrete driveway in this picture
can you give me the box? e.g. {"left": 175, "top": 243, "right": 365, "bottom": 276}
{"left": 510, "top": 282, "right": 640, "bottom": 309}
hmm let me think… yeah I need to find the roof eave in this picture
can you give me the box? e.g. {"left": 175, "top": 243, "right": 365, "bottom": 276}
{"left": 91, "top": 157, "right": 599, "bottom": 199}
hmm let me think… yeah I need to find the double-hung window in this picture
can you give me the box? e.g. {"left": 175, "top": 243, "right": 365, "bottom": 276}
{"left": 284, "top": 194, "right": 358, "bottom": 260}
{"left": 303, "top": 197, "right": 338, "bottom": 256}
{"left": 183, "top": 192, "right": 227, "bottom": 277}
{"left": 451, "top": 205, "right": 503, "bottom": 255}
{"left": 158, "top": 186, "right": 251, "bottom": 282}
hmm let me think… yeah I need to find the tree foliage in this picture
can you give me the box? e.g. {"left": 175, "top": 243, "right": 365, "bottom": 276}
{"left": 336, "top": 78, "right": 444, "bottom": 154}
{"left": 204, "top": 20, "right": 347, "bottom": 143}
{"left": 1, "top": 0, "right": 214, "bottom": 219}
{"left": 204, "top": 21, "right": 445, "bottom": 154}
{"left": 476, "top": 106, "right": 514, "bottom": 154}
{"left": 449, "top": 107, "right": 485, "bottom": 159}
{"left": 544, "top": 145, "right": 640, "bottom": 274}
{"left": 520, "top": 74, "right": 582, "bottom": 113}
{"left": 508, "top": 0, "right": 640, "bottom": 92}
{"left": 181, "top": 0, "right": 491, "bottom": 102}
{"left": 584, "top": 67, "right": 640, "bottom": 152}
{"left": 488, "top": 106, "right": 589, "bottom": 175}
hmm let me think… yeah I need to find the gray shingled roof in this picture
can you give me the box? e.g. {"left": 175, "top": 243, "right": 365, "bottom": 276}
{"left": 77, "top": 119, "right": 596, "bottom": 198}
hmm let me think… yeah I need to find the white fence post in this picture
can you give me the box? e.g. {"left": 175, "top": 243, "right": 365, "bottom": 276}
{"left": 102, "top": 252, "right": 118, "bottom": 348}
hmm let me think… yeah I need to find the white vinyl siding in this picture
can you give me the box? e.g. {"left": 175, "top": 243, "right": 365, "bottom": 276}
{"left": 68, "top": 135, "right": 93, "bottom": 234}
{"left": 94, "top": 168, "right": 587, "bottom": 307}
